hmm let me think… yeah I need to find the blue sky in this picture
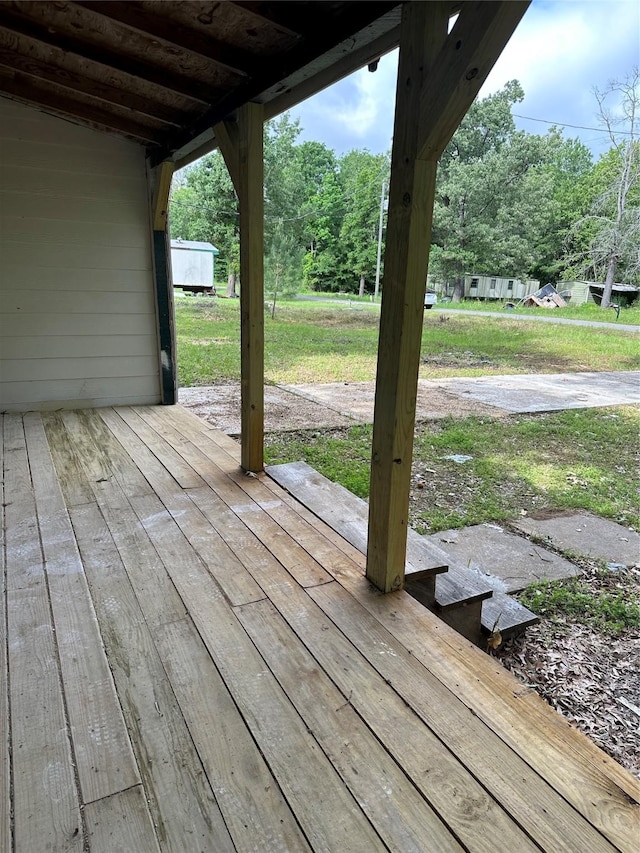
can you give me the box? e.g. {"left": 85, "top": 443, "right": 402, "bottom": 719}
{"left": 289, "top": 0, "right": 639, "bottom": 160}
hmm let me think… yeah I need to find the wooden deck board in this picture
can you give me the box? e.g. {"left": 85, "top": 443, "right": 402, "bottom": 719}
{"left": 22, "top": 412, "right": 139, "bottom": 805}
{"left": 4, "top": 414, "right": 83, "bottom": 852}
{"left": 0, "top": 415, "right": 10, "bottom": 853}
{"left": 2, "top": 404, "right": 638, "bottom": 853}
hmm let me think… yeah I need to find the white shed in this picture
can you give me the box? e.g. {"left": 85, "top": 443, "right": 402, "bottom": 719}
{"left": 170, "top": 239, "right": 219, "bottom": 293}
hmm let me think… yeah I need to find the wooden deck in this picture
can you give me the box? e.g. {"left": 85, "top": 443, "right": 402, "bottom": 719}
{"left": 2, "top": 405, "right": 638, "bottom": 852}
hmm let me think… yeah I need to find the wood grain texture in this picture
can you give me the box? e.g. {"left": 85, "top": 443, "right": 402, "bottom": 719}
{"left": 155, "top": 617, "right": 311, "bottom": 852}
{"left": 22, "top": 412, "right": 139, "bottom": 805}
{"left": 0, "top": 417, "right": 10, "bottom": 853}
{"left": 334, "top": 572, "right": 640, "bottom": 852}
{"left": 135, "top": 404, "right": 330, "bottom": 588}
{"left": 367, "top": 3, "right": 449, "bottom": 593}
{"left": 84, "top": 787, "right": 161, "bottom": 853}
{"left": 3, "top": 414, "right": 83, "bottom": 852}
{"left": 308, "top": 581, "right": 619, "bottom": 853}
{"left": 66, "top": 501, "right": 234, "bottom": 853}
{"left": 237, "top": 101, "right": 265, "bottom": 472}
{"left": 101, "top": 407, "right": 265, "bottom": 606}
{"left": 237, "top": 599, "right": 465, "bottom": 853}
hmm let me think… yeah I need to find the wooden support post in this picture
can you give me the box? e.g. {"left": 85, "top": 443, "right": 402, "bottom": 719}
{"left": 149, "top": 160, "right": 177, "bottom": 405}
{"left": 367, "top": 1, "right": 528, "bottom": 593}
{"left": 216, "top": 105, "right": 265, "bottom": 472}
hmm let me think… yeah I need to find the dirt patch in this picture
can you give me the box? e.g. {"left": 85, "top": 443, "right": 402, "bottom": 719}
{"left": 179, "top": 381, "right": 508, "bottom": 434}
{"left": 179, "top": 384, "right": 357, "bottom": 434}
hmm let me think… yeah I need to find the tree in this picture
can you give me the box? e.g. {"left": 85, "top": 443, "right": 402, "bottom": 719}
{"left": 429, "top": 81, "right": 553, "bottom": 298}
{"left": 569, "top": 67, "right": 640, "bottom": 306}
{"left": 170, "top": 152, "right": 239, "bottom": 291}
{"left": 265, "top": 224, "right": 302, "bottom": 317}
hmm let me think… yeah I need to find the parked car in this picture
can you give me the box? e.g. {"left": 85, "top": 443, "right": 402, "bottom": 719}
{"left": 424, "top": 290, "right": 437, "bottom": 309}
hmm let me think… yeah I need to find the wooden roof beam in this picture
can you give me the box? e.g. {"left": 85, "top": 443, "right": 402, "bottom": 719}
{"left": 0, "top": 8, "right": 212, "bottom": 103}
{"left": 154, "top": 1, "right": 398, "bottom": 163}
{"left": 0, "top": 70, "right": 162, "bottom": 144}
{"left": 0, "top": 42, "right": 188, "bottom": 127}
{"left": 76, "top": 2, "right": 257, "bottom": 78}
{"left": 366, "top": 0, "right": 529, "bottom": 593}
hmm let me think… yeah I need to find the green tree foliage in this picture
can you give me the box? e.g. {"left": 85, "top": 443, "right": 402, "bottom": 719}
{"left": 169, "top": 74, "right": 638, "bottom": 304}
{"left": 430, "top": 81, "right": 555, "bottom": 297}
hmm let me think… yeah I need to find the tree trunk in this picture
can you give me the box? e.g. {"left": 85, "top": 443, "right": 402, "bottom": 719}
{"left": 600, "top": 256, "right": 616, "bottom": 309}
{"left": 226, "top": 271, "right": 237, "bottom": 297}
{"left": 359, "top": 276, "right": 365, "bottom": 297}
{"left": 271, "top": 273, "right": 279, "bottom": 319}
{"left": 452, "top": 277, "right": 464, "bottom": 302}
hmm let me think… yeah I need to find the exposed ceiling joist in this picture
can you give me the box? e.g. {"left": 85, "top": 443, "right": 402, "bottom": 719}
{"left": 155, "top": 1, "right": 398, "bottom": 162}
{"left": 0, "top": 7, "right": 213, "bottom": 103}
{"left": 0, "top": 39, "right": 189, "bottom": 126}
{"left": 75, "top": 1, "right": 258, "bottom": 78}
{"left": 0, "top": 69, "right": 162, "bottom": 143}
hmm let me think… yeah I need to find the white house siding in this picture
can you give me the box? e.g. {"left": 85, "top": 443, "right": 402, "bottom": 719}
{"left": 0, "top": 97, "right": 160, "bottom": 411}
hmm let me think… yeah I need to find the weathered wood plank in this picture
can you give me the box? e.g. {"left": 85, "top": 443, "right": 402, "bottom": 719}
{"left": 84, "top": 787, "right": 161, "bottom": 853}
{"left": 135, "top": 518, "right": 384, "bottom": 850}
{"left": 308, "top": 581, "right": 621, "bottom": 853}
{"left": 333, "top": 572, "right": 640, "bottom": 852}
{"left": 155, "top": 617, "right": 312, "bottom": 852}
{"left": 134, "top": 405, "right": 330, "bottom": 588}
{"left": 237, "top": 598, "right": 465, "bottom": 853}
{"left": 268, "top": 461, "right": 447, "bottom": 582}
{"left": 60, "top": 410, "right": 188, "bottom": 629}
{"left": 4, "top": 414, "right": 83, "bottom": 852}
{"left": 22, "top": 412, "right": 140, "bottom": 805}
{"left": 66, "top": 499, "right": 235, "bottom": 853}
{"left": 0, "top": 416, "right": 11, "bottom": 853}
{"left": 99, "top": 407, "right": 265, "bottom": 606}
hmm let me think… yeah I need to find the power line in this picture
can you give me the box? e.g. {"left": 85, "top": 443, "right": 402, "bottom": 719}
{"left": 513, "top": 113, "right": 634, "bottom": 136}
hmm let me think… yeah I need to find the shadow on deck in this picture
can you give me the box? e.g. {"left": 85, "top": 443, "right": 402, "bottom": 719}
{"left": 1, "top": 405, "right": 638, "bottom": 852}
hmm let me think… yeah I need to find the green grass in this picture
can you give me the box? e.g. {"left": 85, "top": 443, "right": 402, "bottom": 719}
{"left": 175, "top": 298, "right": 640, "bottom": 387}
{"left": 265, "top": 407, "right": 640, "bottom": 531}
{"left": 519, "top": 575, "right": 640, "bottom": 636}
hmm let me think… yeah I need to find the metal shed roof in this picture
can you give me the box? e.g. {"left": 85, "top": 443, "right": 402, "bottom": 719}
{"left": 171, "top": 240, "right": 220, "bottom": 254}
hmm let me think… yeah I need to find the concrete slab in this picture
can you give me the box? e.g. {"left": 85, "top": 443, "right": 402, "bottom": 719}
{"left": 430, "top": 371, "right": 640, "bottom": 413}
{"left": 426, "top": 524, "right": 580, "bottom": 593}
{"left": 283, "top": 381, "right": 505, "bottom": 422}
{"left": 513, "top": 512, "right": 640, "bottom": 566}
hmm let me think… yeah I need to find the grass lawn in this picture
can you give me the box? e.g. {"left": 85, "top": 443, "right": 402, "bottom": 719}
{"left": 264, "top": 406, "right": 640, "bottom": 533}
{"left": 436, "top": 299, "right": 640, "bottom": 325}
{"left": 175, "top": 296, "right": 640, "bottom": 387}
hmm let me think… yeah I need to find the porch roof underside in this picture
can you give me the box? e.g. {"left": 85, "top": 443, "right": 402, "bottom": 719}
{"left": 0, "top": 0, "right": 410, "bottom": 166}
{"left": 1, "top": 405, "right": 638, "bottom": 852}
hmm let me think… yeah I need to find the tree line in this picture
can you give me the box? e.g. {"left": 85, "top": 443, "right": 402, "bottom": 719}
{"left": 170, "top": 67, "right": 639, "bottom": 309}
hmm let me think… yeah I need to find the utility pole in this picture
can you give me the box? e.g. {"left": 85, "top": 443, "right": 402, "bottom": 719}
{"left": 374, "top": 179, "right": 385, "bottom": 301}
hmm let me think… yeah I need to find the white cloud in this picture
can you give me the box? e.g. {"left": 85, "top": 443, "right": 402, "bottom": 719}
{"left": 291, "top": 0, "right": 639, "bottom": 157}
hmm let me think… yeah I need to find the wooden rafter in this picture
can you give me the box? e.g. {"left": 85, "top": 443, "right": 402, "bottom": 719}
{"left": 0, "top": 70, "right": 163, "bottom": 144}
{"left": 0, "top": 40, "right": 189, "bottom": 126}
{"left": 366, "top": 0, "right": 529, "bottom": 593}
{"left": 155, "top": 2, "right": 397, "bottom": 162}
{"left": 76, "top": 2, "right": 256, "bottom": 78}
{"left": 0, "top": 7, "right": 214, "bottom": 103}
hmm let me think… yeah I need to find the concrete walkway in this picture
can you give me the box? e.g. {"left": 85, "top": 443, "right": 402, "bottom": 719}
{"left": 286, "top": 370, "right": 640, "bottom": 422}
{"left": 437, "top": 307, "right": 640, "bottom": 333}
